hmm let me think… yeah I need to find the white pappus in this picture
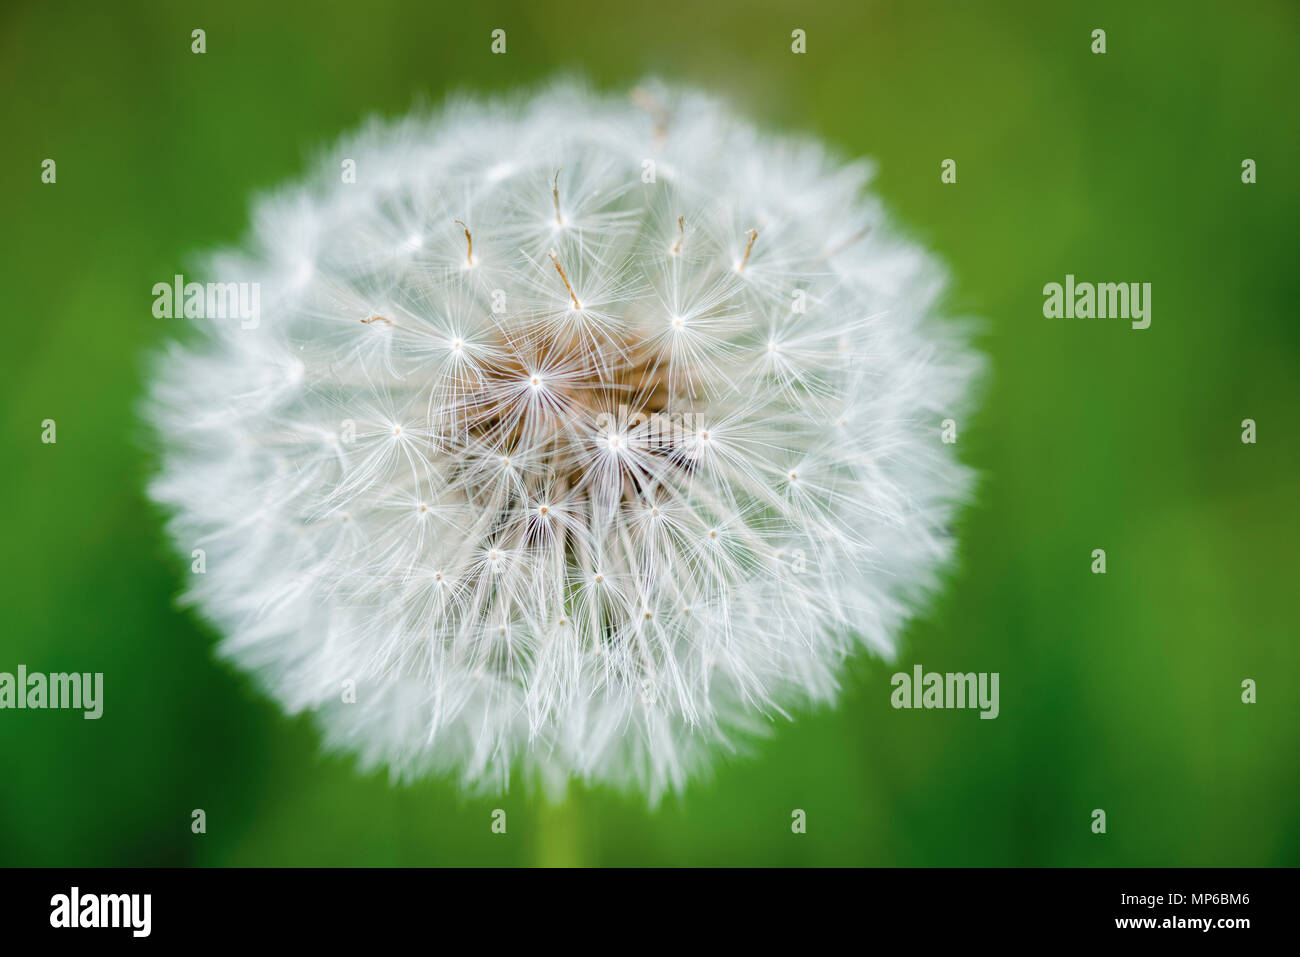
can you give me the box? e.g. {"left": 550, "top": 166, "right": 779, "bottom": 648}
{"left": 147, "top": 81, "right": 983, "bottom": 802}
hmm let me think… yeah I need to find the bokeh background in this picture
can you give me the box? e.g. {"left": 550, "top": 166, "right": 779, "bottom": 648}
{"left": 2, "top": 0, "right": 1297, "bottom": 866}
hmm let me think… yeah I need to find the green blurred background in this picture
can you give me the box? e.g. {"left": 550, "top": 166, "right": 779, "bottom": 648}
{"left": 2, "top": 0, "right": 1297, "bottom": 866}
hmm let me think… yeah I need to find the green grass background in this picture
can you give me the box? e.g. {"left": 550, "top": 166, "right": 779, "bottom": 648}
{"left": 1, "top": 0, "right": 1297, "bottom": 866}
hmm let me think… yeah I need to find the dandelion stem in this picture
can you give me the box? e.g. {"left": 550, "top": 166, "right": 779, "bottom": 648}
{"left": 534, "top": 799, "right": 584, "bottom": 867}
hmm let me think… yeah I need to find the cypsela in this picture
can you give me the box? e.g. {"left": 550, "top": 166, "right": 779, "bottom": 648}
{"left": 0, "top": 666, "right": 102, "bottom": 719}
{"left": 891, "top": 665, "right": 999, "bottom": 719}
{"left": 50, "top": 887, "right": 151, "bottom": 937}
{"left": 1042, "top": 274, "right": 1151, "bottom": 329}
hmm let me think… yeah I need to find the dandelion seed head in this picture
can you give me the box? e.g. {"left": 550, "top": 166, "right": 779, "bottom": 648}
{"left": 147, "top": 81, "right": 981, "bottom": 802}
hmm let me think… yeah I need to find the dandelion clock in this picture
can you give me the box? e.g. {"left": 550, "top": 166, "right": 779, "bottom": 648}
{"left": 148, "top": 82, "right": 982, "bottom": 802}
